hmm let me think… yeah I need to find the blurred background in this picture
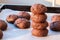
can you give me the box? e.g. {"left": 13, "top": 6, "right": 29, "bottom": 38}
{"left": 0, "top": 0, "right": 60, "bottom": 7}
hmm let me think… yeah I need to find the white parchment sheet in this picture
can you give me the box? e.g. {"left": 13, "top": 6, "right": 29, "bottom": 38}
{"left": 0, "top": 9, "right": 60, "bottom": 40}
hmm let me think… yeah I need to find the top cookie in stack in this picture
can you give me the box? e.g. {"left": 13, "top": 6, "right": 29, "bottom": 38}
{"left": 30, "top": 4, "right": 47, "bottom": 15}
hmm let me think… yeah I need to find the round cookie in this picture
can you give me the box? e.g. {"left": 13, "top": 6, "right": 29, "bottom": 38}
{"left": 32, "top": 21, "right": 48, "bottom": 30}
{"left": 30, "top": 4, "right": 47, "bottom": 15}
{"left": 17, "top": 11, "right": 30, "bottom": 20}
{"left": 32, "top": 29, "right": 48, "bottom": 37}
{"left": 0, "top": 30, "right": 3, "bottom": 39}
{"left": 52, "top": 15, "right": 60, "bottom": 22}
{"left": 50, "top": 21, "right": 60, "bottom": 31}
{"left": 31, "top": 14, "right": 47, "bottom": 23}
{"left": 0, "top": 20, "right": 7, "bottom": 31}
{"left": 14, "top": 18, "right": 30, "bottom": 29}
{"left": 6, "top": 14, "right": 18, "bottom": 23}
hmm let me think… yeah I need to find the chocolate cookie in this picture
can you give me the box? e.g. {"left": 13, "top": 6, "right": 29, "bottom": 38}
{"left": 14, "top": 18, "right": 30, "bottom": 29}
{"left": 52, "top": 15, "right": 60, "bottom": 22}
{"left": 0, "top": 20, "right": 7, "bottom": 31}
{"left": 30, "top": 4, "right": 47, "bottom": 15}
{"left": 0, "top": 30, "right": 3, "bottom": 39}
{"left": 31, "top": 14, "right": 47, "bottom": 23}
{"left": 6, "top": 14, "right": 18, "bottom": 23}
{"left": 32, "top": 29, "right": 48, "bottom": 37}
{"left": 32, "top": 21, "right": 48, "bottom": 30}
{"left": 50, "top": 21, "right": 60, "bottom": 31}
{"left": 17, "top": 11, "right": 30, "bottom": 20}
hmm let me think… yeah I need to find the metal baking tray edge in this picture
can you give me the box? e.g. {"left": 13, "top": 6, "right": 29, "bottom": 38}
{"left": 1, "top": 5, "right": 60, "bottom": 13}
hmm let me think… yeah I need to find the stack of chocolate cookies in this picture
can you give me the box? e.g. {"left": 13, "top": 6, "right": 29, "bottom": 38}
{"left": 31, "top": 4, "right": 48, "bottom": 37}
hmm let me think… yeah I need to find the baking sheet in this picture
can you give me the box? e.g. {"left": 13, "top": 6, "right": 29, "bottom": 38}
{"left": 0, "top": 9, "right": 60, "bottom": 40}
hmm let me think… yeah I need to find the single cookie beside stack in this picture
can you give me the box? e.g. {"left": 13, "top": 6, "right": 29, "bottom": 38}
{"left": 31, "top": 4, "right": 48, "bottom": 37}
{"left": 50, "top": 15, "right": 60, "bottom": 31}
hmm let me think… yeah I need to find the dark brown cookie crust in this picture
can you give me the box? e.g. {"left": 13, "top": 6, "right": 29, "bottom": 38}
{"left": 0, "top": 30, "right": 3, "bottom": 39}
{"left": 14, "top": 18, "right": 30, "bottom": 29}
{"left": 32, "top": 29, "right": 48, "bottom": 37}
{"left": 52, "top": 15, "right": 60, "bottom": 22}
{"left": 30, "top": 4, "right": 47, "bottom": 15}
{"left": 31, "top": 14, "right": 47, "bottom": 23}
{"left": 6, "top": 14, "right": 18, "bottom": 23}
{"left": 17, "top": 11, "right": 30, "bottom": 20}
{"left": 32, "top": 21, "right": 48, "bottom": 30}
{"left": 50, "top": 21, "right": 60, "bottom": 31}
{"left": 0, "top": 20, "right": 7, "bottom": 31}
